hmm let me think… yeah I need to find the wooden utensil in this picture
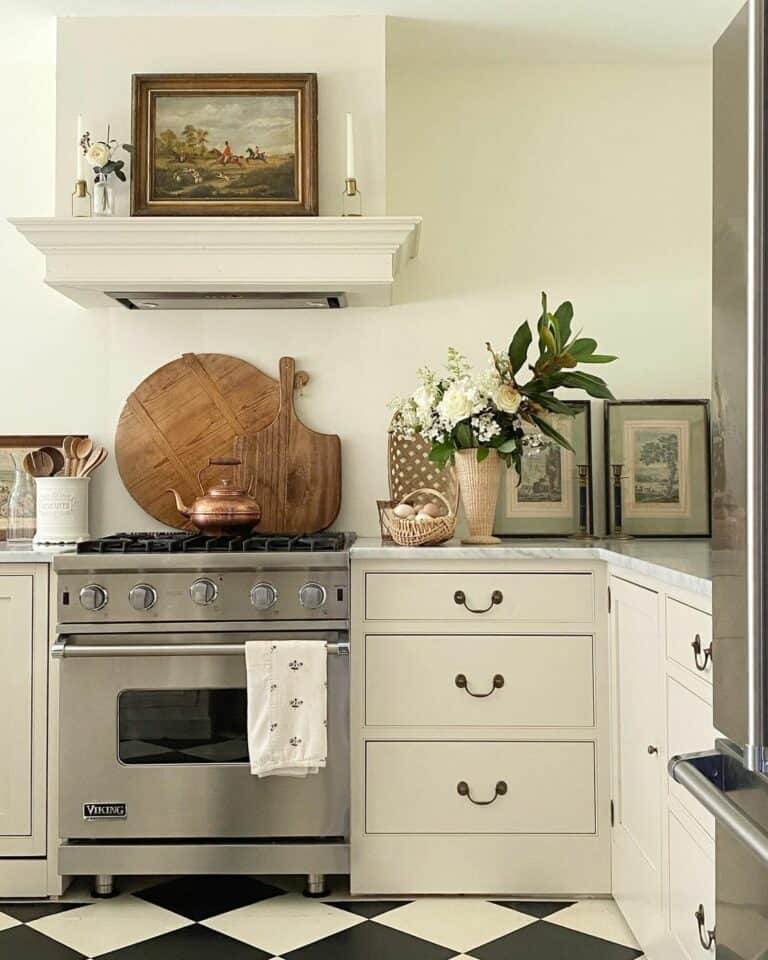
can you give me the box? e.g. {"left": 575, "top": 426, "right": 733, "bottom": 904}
{"left": 114, "top": 353, "right": 307, "bottom": 530}
{"left": 62, "top": 436, "right": 79, "bottom": 477}
{"left": 38, "top": 445, "right": 65, "bottom": 477}
{"left": 22, "top": 449, "right": 55, "bottom": 477}
{"left": 249, "top": 356, "right": 341, "bottom": 535}
{"left": 79, "top": 447, "right": 108, "bottom": 477}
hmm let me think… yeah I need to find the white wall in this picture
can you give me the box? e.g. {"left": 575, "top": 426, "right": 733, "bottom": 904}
{"left": 1, "top": 14, "right": 712, "bottom": 537}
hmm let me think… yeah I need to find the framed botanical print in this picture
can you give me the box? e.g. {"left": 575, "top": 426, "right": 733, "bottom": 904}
{"left": 131, "top": 73, "right": 318, "bottom": 216}
{"left": 604, "top": 400, "right": 711, "bottom": 538}
{"left": 494, "top": 401, "right": 593, "bottom": 537}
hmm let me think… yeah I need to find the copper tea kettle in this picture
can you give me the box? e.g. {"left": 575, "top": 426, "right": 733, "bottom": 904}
{"left": 168, "top": 457, "right": 261, "bottom": 535}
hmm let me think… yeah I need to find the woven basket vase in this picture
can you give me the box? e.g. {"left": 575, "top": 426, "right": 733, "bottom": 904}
{"left": 454, "top": 449, "right": 502, "bottom": 544}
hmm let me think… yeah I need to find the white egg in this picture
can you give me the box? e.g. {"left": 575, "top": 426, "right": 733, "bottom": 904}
{"left": 416, "top": 512, "right": 431, "bottom": 522}
{"left": 393, "top": 503, "right": 416, "bottom": 519}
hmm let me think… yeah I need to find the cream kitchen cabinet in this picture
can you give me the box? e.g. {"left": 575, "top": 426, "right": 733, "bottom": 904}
{"left": 0, "top": 564, "right": 50, "bottom": 896}
{"left": 609, "top": 570, "right": 715, "bottom": 960}
{"left": 351, "top": 556, "right": 611, "bottom": 896}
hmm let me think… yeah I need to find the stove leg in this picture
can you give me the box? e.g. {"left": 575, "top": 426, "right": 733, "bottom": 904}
{"left": 92, "top": 874, "right": 116, "bottom": 898}
{"left": 303, "top": 873, "right": 329, "bottom": 898}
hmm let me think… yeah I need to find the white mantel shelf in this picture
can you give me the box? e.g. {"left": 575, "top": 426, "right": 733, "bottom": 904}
{"left": 9, "top": 216, "right": 422, "bottom": 308}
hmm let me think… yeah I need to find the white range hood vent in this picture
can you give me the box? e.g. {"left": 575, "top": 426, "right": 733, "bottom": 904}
{"left": 10, "top": 216, "right": 421, "bottom": 309}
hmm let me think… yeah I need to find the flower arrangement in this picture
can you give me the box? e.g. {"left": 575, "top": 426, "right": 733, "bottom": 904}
{"left": 80, "top": 126, "right": 132, "bottom": 184}
{"left": 390, "top": 293, "right": 617, "bottom": 477}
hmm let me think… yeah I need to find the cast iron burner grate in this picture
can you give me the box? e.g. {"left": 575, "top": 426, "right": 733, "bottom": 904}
{"left": 76, "top": 531, "right": 348, "bottom": 554}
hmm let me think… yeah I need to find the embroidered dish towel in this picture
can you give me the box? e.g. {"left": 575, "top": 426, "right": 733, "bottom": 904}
{"left": 246, "top": 639, "right": 328, "bottom": 778}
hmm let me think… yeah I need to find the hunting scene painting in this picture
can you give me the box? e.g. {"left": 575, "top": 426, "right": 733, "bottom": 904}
{"left": 132, "top": 74, "right": 318, "bottom": 216}
{"left": 153, "top": 94, "right": 298, "bottom": 202}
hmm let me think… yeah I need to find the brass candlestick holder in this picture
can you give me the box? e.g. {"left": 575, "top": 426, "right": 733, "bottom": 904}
{"left": 611, "top": 463, "right": 633, "bottom": 540}
{"left": 342, "top": 177, "right": 362, "bottom": 216}
{"left": 570, "top": 464, "right": 595, "bottom": 540}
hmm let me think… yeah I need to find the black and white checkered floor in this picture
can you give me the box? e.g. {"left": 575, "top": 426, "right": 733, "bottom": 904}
{"left": 0, "top": 875, "right": 645, "bottom": 959}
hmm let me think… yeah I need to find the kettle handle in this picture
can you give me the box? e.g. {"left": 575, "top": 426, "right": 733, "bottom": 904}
{"left": 197, "top": 457, "right": 243, "bottom": 493}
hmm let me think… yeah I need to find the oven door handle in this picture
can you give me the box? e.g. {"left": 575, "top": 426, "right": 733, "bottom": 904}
{"left": 51, "top": 640, "right": 350, "bottom": 659}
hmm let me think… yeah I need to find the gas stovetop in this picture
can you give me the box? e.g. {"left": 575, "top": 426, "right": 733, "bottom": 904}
{"left": 54, "top": 532, "right": 354, "bottom": 622}
{"left": 76, "top": 531, "right": 350, "bottom": 555}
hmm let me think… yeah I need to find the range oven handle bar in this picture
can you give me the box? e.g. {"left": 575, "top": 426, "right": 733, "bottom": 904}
{"left": 669, "top": 751, "right": 768, "bottom": 867}
{"left": 51, "top": 640, "right": 350, "bottom": 659}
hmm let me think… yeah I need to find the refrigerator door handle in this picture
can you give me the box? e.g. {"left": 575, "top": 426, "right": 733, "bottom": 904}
{"left": 669, "top": 751, "right": 768, "bottom": 867}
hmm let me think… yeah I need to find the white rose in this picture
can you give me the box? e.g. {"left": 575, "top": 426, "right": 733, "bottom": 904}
{"left": 438, "top": 383, "right": 474, "bottom": 426}
{"left": 85, "top": 142, "right": 111, "bottom": 168}
{"left": 494, "top": 383, "right": 522, "bottom": 415}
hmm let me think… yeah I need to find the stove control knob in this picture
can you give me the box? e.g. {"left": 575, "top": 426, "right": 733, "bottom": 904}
{"left": 128, "top": 583, "right": 157, "bottom": 611}
{"left": 299, "top": 582, "right": 327, "bottom": 610}
{"left": 190, "top": 578, "right": 218, "bottom": 606}
{"left": 250, "top": 581, "right": 278, "bottom": 611}
{"left": 79, "top": 584, "right": 108, "bottom": 611}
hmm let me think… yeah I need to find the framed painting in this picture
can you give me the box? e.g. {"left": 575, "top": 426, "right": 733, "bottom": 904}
{"left": 604, "top": 400, "right": 711, "bottom": 538}
{"left": 494, "top": 401, "right": 593, "bottom": 537}
{"left": 131, "top": 73, "right": 318, "bottom": 216}
{"left": 0, "top": 436, "right": 73, "bottom": 541}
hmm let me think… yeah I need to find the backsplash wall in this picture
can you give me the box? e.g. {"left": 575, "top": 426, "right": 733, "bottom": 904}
{"left": 1, "top": 15, "right": 711, "bottom": 537}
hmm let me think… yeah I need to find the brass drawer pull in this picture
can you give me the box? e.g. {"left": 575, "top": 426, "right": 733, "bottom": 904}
{"left": 695, "top": 904, "right": 716, "bottom": 950}
{"left": 457, "top": 780, "right": 508, "bottom": 805}
{"left": 692, "top": 634, "right": 713, "bottom": 671}
{"left": 455, "top": 673, "right": 505, "bottom": 698}
{"left": 454, "top": 589, "right": 503, "bottom": 614}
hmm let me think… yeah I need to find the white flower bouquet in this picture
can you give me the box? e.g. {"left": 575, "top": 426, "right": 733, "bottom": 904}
{"left": 390, "top": 293, "right": 617, "bottom": 476}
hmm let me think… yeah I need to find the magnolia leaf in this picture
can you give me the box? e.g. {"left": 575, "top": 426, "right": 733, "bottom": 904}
{"left": 558, "top": 371, "right": 615, "bottom": 399}
{"left": 567, "top": 337, "right": 597, "bottom": 360}
{"left": 540, "top": 323, "right": 558, "bottom": 355}
{"left": 526, "top": 393, "right": 576, "bottom": 416}
{"left": 529, "top": 412, "right": 575, "bottom": 452}
{"left": 476, "top": 446, "right": 490, "bottom": 462}
{"left": 554, "top": 301, "right": 574, "bottom": 344}
{"left": 508, "top": 321, "right": 533, "bottom": 375}
{"left": 498, "top": 437, "right": 519, "bottom": 453}
{"left": 580, "top": 353, "right": 618, "bottom": 364}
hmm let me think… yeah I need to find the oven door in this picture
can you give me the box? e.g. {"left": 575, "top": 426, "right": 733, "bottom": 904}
{"left": 56, "top": 631, "right": 349, "bottom": 841}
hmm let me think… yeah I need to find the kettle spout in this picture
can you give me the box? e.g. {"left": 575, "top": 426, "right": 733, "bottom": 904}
{"left": 167, "top": 489, "right": 190, "bottom": 517}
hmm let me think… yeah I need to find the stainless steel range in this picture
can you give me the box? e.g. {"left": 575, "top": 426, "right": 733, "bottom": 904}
{"left": 53, "top": 531, "right": 353, "bottom": 898}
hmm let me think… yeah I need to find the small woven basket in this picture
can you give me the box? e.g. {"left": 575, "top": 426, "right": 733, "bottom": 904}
{"left": 383, "top": 488, "right": 456, "bottom": 547}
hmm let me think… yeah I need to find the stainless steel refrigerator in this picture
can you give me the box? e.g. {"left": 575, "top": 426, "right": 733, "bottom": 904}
{"left": 669, "top": 2, "right": 768, "bottom": 956}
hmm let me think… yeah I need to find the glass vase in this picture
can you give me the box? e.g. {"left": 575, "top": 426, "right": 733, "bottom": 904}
{"left": 93, "top": 177, "right": 115, "bottom": 217}
{"left": 7, "top": 470, "right": 36, "bottom": 543}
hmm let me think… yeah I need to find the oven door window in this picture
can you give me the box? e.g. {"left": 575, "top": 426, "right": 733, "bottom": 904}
{"left": 118, "top": 689, "right": 248, "bottom": 764}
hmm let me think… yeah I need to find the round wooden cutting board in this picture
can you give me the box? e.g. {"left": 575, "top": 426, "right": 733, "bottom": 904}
{"left": 115, "top": 352, "right": 287, "bottom": 530}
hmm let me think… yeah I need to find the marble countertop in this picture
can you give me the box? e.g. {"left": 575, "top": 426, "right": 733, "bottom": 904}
{"left": 0, "top": 542, "right": 75, "bottom": 563}
{"left": 350, "top": 537, "right": 712, "bottom": 597}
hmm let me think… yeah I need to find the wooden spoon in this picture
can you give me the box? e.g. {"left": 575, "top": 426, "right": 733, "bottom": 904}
{"left": 80, "top": 447, "right": 108, "bottom": 477}
{"left": 22, "top": 450, "right": 55, "bottom": 478}
{"left": 38, "top": 445, "right": 65, "bottom": 476}
{"left": 73, "top": 437, "right": 93, "bottom": 477}
{"left": 62, "top": 436, "right": 82, "bottom": 477}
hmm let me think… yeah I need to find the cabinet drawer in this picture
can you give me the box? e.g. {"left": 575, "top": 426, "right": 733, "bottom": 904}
{"left": 365, "top": 634, "right": 594, "bottom": 727}
{"left": 365, "top": 572, "right": 594, "bottom": 623}
{"left": 666, "top": 598, "right": 712, "bottom": 684}
{"left": 667, "top": 678, "right": 716, "bottom": 837}
{"left": 668, "top": 810, "right": 715, "bottom": 959}
{"left": 365, "top": 740, "right": 596, "bottom": 835}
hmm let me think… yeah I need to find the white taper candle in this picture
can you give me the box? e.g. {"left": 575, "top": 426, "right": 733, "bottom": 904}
{"left": 76, "top": 115, "right": 86, "bottom": 181}
{"left": 345, "top": 113, "right": 355, "bottom": 180}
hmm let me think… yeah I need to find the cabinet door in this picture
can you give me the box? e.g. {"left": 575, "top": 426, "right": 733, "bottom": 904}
{"left": 610, "top": 577, "right": 665, "bottom": 951}
{"left": 0, "top": 575, "right": 34, "bottom": 837}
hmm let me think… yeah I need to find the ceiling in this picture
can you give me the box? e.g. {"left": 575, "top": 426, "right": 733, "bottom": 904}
{"left": 8, "top": 0, "right": 745, "bottom": 64}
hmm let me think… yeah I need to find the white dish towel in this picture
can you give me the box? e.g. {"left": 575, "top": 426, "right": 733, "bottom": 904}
{"left": 246, "top": 639, "right": 328, "bottom": 778}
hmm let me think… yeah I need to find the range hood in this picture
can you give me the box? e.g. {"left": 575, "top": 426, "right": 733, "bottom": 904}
{"left": 10, "top": 216, "right": 421, "bottom": 309}
{"left": 109, "top": 291, "right": 346, "bottom": 310}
